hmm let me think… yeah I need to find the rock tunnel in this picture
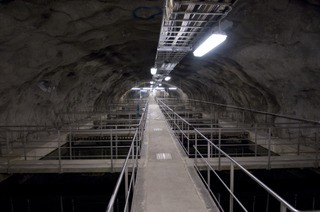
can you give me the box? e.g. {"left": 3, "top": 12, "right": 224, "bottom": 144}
{"left": 0, "top": 0, "right": 319, "bottom": 126}
{"left": 0, "top": 0, "right": 320, "bottom": 211}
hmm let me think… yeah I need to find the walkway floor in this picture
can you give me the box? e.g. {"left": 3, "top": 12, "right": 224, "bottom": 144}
{"left": 132, "top": 98, "right": 217, "bottom": 212}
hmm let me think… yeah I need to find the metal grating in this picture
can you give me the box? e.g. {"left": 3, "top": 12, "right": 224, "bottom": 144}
{"left": 153, "top": 0, "right": 237, "bottom": 81}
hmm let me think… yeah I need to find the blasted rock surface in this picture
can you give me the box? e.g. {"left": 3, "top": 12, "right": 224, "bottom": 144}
{"left": 0, "top": 0, "right": 319, "bottom": 125}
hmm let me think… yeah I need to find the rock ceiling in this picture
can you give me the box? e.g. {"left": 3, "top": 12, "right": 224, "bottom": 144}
{"left": 0, "top": 0, "right": 319, "bottom": 125}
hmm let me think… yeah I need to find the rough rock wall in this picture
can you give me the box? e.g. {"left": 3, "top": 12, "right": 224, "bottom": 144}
{"left": 0, "top": 0, "right": 162, "bottom": 125}
{"left": 0, "top": 0, "right": 319, "bottom": 126}
{"left": 172, "top": 0, "right": 320, "bottom": 119}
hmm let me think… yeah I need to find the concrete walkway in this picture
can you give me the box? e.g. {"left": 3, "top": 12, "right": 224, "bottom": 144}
{"left": 132, "top": 98, "right": 217, "bottom": 212}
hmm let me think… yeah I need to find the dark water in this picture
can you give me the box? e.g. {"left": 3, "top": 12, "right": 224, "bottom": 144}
{"left": 201, "top": 168, "right": 320, "bottom": 211}
{"left": 0, "top": 173, "right": 124, "bottom": 212}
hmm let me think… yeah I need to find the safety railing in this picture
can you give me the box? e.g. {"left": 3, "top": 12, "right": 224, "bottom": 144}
{"left": 106, "top": 101, "right": 148, "bottom": 212}
{"left": 158, "top": 98, "right": 320, "bottom": 126}
{"left": 157, "top": 98, "right": 320, "bottom": 212}
{"left": 158, "top": 99, "right": 319, "bottom": 166}
{"left": 0, "top": 100, "right": 148, "bottom": 173}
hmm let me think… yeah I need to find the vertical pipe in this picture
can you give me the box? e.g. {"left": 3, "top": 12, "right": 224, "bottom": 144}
{"left": 229, "top": 163, "right": 234, "bottom": 212}
{"left": 58, "top": 130, "right": 62, "bottom": 173}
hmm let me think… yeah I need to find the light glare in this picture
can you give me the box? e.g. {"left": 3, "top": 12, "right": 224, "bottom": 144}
{"left": 164, "top": 76, "right": 171, "bottom": 81}
{"left": 193, "top": 34, "right": 227, "bottom": 57}
{"left": 151, "top": 68, "right": 157, "bottom": 75}
{"left": 131, "top": 87, "right": 140, "bottom": 90}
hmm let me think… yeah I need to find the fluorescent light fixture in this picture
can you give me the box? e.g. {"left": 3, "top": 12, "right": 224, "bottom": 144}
{"left": 193, "top": 34, "right": 227, "bottom": 57}
{"left": 164, "top": 76, "right": 171, "bottom": 81}
{"left": 143, "top": 87, "right": 152, "bottom": 90}
{"left": 150, "top": 81, "right": 155, "bottom": 85}
{"left": 169, "top": 87, "right": 177, "bottom": 90}
{"left": 150, "top": 68, "right": 157, "bottom": 75}
{"left": 131, "top": 87, "right": 140, "bottom": 90}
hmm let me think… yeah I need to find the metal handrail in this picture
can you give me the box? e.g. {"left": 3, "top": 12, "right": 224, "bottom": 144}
{"left": 106, "top": 100, "right": 149, "bottom": 212}
{"left": 157, "top": 98, "right": 319, "bottom": 212}
{"left": 106, "top": 130, "right": 139, "bottom": 212}
{"left": 186, "top": 98, "right": 320, "bottom": 125}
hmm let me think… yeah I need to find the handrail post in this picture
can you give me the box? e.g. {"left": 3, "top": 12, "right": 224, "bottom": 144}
{"left": 229, "top": 163, "right": 234, "bottom": 212}
{"left": 207, "top": 137, "right": 211, "bottom": 188}
{"left": 125, "top": 164, "right": 128, "bottom": 211}
{"left": 280, "top": 202, "right": 287, "bottom": 212}
{"left": 195, "top": 131, "right": 198, "bottom": 167}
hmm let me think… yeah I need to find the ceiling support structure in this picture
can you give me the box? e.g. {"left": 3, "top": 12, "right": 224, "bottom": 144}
{"left": 153, "top": 0, "right": 237, "bottom": 82}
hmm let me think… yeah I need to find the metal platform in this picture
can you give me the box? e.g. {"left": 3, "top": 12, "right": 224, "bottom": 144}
{"left": 131, "top": 98, "right": 218, "bottom": 212}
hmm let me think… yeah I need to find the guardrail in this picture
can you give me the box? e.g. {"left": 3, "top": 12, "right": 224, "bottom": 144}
{"left": 0, "top": 100, "right": 148, "bottom": 174}
{"left": 157, "top": 98, "right": 319, "bottom": 212}
{"left": 106, "top": 101, "right": 148, "bottom": 212}
{"left": 158, "top": 99, "right": 319, "bottom": 166}
{"left": 158, "top": 98, "right": 320, "bottom": 126}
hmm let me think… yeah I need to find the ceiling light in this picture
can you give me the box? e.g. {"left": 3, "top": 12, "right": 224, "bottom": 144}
{"left": 131, "top": 87, "right": 140, "bottom": 90}
{"left": 155, "top": 87, "right": 165, "bottom": 90}
{"left": 151, "top": 68, "right": 157, "bottom": 75}
{"left": 169, "top": 87, "right": 177, "bottom": 90}
{"left": 150, "top": 81, "right": 155, "bottom": 84}
{"left": 143, "top": 87, "right": 152, "bottom": 90}
{"left": 158, "top": 83, "right": 162, "bottom": 86}
{"left": 164, "top": 76, "right": 171, "bottom": 81}
{"left": 193, "top": 34, "right": 227, "bottom": 57}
